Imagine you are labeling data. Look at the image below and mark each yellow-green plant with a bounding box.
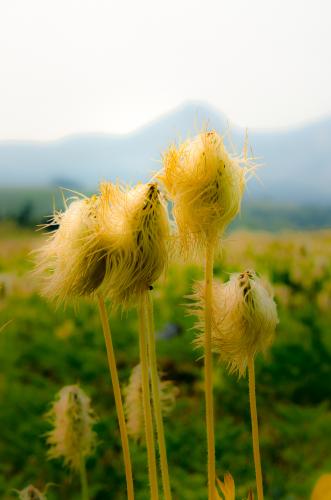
[100,181,172,500]
[34,193,134,500]
[193,270,278,500]
[45,385,97,500]
[215,473,254,500]
[215,473,235,500]
[160,130,250,499]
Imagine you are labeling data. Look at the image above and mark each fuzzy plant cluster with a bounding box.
[15,128,324,500]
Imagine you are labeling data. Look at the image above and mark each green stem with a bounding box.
[248,357,264,500]
[79,454,89,500]
[138,295,159,499]
[145,290,172,500]
[97,295,135,500]
[204,239,216,499]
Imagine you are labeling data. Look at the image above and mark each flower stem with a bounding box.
[138,295,159,500]
[97,295,135,500]
[205,239,216,499]
[248,357,264,500]
[145,290,172,500]
[79,454,89,500]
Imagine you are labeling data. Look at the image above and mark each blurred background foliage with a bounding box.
[0,224,331,499]
[1,187,331,232]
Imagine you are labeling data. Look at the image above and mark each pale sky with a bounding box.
[0,0,330,140]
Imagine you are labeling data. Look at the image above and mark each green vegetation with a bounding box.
[0,227,330,498]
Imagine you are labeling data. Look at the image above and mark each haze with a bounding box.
[1,0,330,140]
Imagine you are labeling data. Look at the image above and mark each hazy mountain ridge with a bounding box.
[0,101,330,203]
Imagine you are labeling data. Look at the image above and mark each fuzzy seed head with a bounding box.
[193,270,278,377]
[45,385,96,471]
[124,364,178,441]
[35,196,107,303]
[160,131,248,255]
[99,182,170,307]
[124,364,144,441]
[16,485,47,500]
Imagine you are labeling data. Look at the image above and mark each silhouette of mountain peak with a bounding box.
[0,102,330,203]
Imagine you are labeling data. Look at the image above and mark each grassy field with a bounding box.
[0,224,331,499]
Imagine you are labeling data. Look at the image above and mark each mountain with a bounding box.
[0,101,330,204]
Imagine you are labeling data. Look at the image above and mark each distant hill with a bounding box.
[0,101,330,204]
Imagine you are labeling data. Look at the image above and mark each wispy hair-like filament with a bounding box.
[192,270,278,377]
[99,182,170,307]
[160,131,252,256]
[34,196,107,303]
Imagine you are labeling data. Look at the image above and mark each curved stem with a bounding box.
[145,290,172,500]
[248,357,264,500]
[138,295,159,500]
[205,239,216,499]
[79,454,89,500]
[97,295,135,500]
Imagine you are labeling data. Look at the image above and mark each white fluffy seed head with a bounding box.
[160,131,249,256]
[45,385,97,471]
[193,270,278,377]
[99,182,170,307]
[34,196,107,304]
[35,182,170,308]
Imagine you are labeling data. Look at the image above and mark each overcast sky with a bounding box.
[0,0,330,140]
